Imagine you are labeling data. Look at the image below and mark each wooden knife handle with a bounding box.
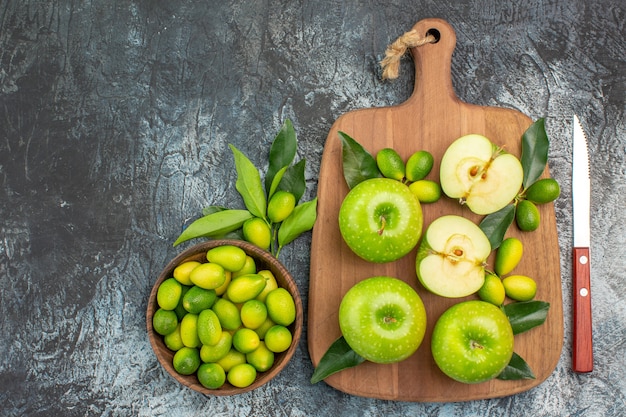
[572,247,593,372]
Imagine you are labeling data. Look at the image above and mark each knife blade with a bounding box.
[572,114,593,373]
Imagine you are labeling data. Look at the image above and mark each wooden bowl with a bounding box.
[147,239,303,395]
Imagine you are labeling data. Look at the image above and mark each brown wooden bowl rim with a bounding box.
[146,239,303,396]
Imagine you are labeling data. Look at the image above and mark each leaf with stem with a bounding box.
[339,131,380,189]
[266,119,297,194]
[229,144,267,219]
[521,118,549,189]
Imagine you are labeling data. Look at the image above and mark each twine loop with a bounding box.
[380,29,437,80]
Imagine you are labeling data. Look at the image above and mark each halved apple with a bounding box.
[440,134,523,215]
[416,215,491,298]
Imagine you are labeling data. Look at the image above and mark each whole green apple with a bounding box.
[339,276,427,364]
[339,178,423,263]
[431,300,514,383]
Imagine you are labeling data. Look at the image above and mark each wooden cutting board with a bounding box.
[308,18,563,402]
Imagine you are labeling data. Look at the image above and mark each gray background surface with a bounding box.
[1,0,625,416]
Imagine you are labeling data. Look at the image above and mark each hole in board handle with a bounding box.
[426,28,441,43]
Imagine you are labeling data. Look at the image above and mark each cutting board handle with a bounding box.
[405,18,459,110]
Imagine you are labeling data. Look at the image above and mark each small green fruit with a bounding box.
[494,237,524,276]
[502,275,537,301]
[525,178,561,204]
[477,273,506,306]
[408,180,441,203]
[405,150,434,182]
[267,191,296,223]
[376,148,406,181]
[516,200,540,231]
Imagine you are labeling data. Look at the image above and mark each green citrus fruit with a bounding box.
[240,299,268,330]
[227,363,257,388]
[226,274,267,304]
[197,308,223,346]
[152,308,179,336]
[232,255,257,279]
[255,270,278,303]
[173,261,201,286]
[172,346,201,375]
[376,148,406,181]
[264,325,293,353]
[197,362,226,389]
[232,328,261,354]
[199,331,232,363]
[179,313,200,348]
[163,324,184,351]
[516,200,541,231]
[206,245,247,272]
[477,273,506,306]
[495,237,524,276]
[216,349,246,372]
[212,298,243,331]
[503,275,537,301]
[267,191,296,223]
[254,317,276,339]
[525,178,561,204]
[405,150,434,182]
[189,262,226,290]
[242,218,272,250]
[246,342,275,372]
[156,278,183,310]
[408,180,441,203]
[182,286,217,314]
[265,288,296,326]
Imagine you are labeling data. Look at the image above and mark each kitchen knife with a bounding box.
[572,115,593,373]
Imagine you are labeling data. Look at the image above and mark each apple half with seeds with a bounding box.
[416,215,491,298]
[440,134,523,215]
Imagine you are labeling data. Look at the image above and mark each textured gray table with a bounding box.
[1,1,624,416]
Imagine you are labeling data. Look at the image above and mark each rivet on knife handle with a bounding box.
[572,247,593,372]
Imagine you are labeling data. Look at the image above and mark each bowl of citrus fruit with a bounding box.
[147,239,303,395]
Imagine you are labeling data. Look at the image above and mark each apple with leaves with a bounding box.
[440,134,523,215]
[339,178,423,263]
[339,276,427,363]
[431,300,514,383]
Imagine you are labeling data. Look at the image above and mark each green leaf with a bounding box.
[268,166,289,200]
[276,159,306,202]
[229,144,267,219]
[310,336,365,384]
[479,204,516,250]
[339,131,380,189]
[521,118,550,188]
[497,352,536,380]
[277,198,317,248]
[503,300,550,335]
[265,119,297,194]
[173,209,254,246]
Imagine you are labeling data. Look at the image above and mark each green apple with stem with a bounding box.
[440,134,523,215]
[416,215,491,298]
[431,300,514,383]
[339,276,427,363]
[339,178,423,263]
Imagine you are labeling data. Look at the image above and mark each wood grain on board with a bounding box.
[308,18,563,402]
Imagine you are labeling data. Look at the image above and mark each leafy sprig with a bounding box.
[173,119,317,259]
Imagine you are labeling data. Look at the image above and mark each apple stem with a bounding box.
[377,215,387,235]
[384,316,397,324]
[470,340,484,350]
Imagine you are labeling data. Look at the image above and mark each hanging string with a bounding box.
[380,29,437,80]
